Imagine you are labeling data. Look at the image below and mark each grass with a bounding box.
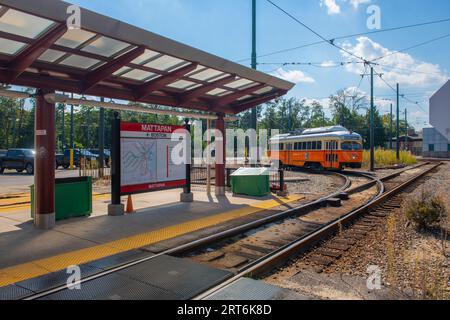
[363,149,417,168]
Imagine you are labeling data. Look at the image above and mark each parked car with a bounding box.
[60,149,99,169]
[0,150,6,157]
[87,149,111,167]
[0,149,36,174]
[55,153,64,169]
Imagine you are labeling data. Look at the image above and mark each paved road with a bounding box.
[0,170,79,194]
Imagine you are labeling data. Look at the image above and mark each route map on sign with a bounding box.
[120,122,187,194]
[121,139,157,186]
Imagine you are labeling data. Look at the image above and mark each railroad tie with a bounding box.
[325,243,351,252]
[335,238,357,246]
[241,243,275,255]
[198,251,225,263]
[221,254,249,269]
[316,249,342,259]
[234,251,264,261]
[308,255,335,267]
[326,198,342,207]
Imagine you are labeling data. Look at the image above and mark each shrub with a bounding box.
[363,149,417,168]
[406,191,448,230]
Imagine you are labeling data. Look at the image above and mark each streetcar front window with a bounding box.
[342,142,363,151]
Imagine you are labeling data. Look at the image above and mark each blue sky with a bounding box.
[68,0,450,129]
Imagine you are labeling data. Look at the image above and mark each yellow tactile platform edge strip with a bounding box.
[0,195,302,287]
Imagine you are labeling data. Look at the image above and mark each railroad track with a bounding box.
[192,162,441,300]
[21,163,438,300]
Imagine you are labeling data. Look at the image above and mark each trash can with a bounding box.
[31,177,93,221]
[230,167,270,197]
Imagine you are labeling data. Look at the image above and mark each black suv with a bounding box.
[0,149,36,174]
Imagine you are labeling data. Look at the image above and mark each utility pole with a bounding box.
[396,83,400,160]
[69,93,75,170]
[69,93,74,149]
[251,0,258,166]
[389,103,393,150]
[370,67,375,172]
[288,103,292,132]
[405,108,408,152]
[61,103,65,151]
[99,97,105,177]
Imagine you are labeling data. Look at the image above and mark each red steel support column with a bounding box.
[34,89,56,229]
[215,114,226,196]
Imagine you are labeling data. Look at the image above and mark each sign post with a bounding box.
[180,119,193,203]
[108,112,124,216]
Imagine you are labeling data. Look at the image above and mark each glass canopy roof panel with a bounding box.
[120,69,158,81]
[253,86,274,95]
[0,8,55,39]
[225,78,255,89]
[131,49,160,65]
[37,49,66,63]
[55,29,97,49]
[167,80,197,90]
[0,38,26,55]
[59,55,101,69]
[82,36,131,57]
[144,55,186,71]
[206,88,230,96]
[237,95,253,101]
[189,68,225,82]
[113,67,131,76]
[186,65,206,76]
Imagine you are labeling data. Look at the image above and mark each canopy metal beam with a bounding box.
[82,46,146,93]
[5,23,67,83]
[177,75,236,106]
[0,88,237,121]
[134,63,198,100]
[213,83,267,109]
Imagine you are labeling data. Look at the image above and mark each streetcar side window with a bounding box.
[279,143,284,151]
[311,141,317,150]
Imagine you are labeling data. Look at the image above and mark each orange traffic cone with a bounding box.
[126,195,135,214]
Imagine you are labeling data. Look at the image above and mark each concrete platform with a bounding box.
[0,187,303,289]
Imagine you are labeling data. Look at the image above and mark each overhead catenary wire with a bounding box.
[372,70,430,115]
[264,0,368,63]
[371,32,450,62]
[236,14,450,63]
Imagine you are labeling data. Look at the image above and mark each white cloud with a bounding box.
[272,68,316,84]
[340,37,448,88]
[321,60,337,67]
[345,0,371,9]
[320,0,370,15]
[320,0,341,15]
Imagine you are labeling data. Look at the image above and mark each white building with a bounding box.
[423,79,450,158]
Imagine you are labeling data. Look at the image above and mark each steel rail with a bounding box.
[22,171,351,300]
[193,162,441,300]
[24,163,434,300]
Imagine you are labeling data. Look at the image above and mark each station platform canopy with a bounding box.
[0,0,294,115]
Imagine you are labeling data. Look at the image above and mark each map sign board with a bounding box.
[120,122,187,195]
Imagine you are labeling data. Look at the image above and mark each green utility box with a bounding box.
[31,177,93,221]
[230,167,270,197]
